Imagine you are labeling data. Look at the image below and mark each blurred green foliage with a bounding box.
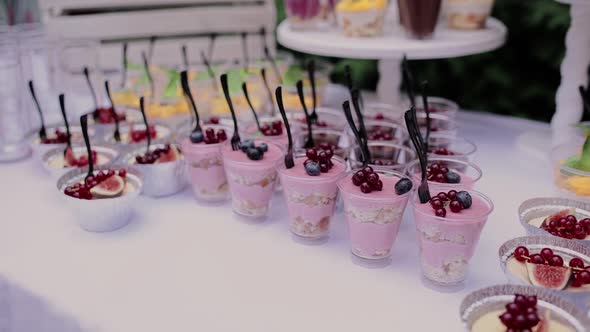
[275,0,582,122]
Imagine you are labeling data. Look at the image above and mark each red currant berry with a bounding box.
[514,246,529,262]
[374,180,383,191]
[434,173,446,183]
[366,173,379,186]
[362,166,374,175]
[540,248,554,261]
[449,200,462,213]
[360,182,372,194]
[435,208,446,218]
[430,163,441,174]
[529,254,545,264]
[118,169,126,178]
[430,198,443,210]
[578,270,590,284]
[306,149,318,161]
[437,192,448,201]
[548,255,564,267]
[447,190,457,200]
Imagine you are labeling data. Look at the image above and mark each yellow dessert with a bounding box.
[336,0,388,37]
[336,0,387,11]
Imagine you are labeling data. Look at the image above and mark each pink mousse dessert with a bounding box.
[222,139,284,218]
[180,125,231,202]
[278,148,347,239]
[408,158,482,193]
[338,167,413,260]
[411,189,493,287]
[243,117,293,148]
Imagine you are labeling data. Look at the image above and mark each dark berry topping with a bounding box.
[394,178,413,195]
[425,162,461,184]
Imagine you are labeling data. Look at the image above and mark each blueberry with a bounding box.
[189,131,204,143]
[305,161,321,176]
[240,140,255,152]
[446,172,461,184]
[257,143,268,153]
[394,178,413,195]
[456,191,472,209]
[246,147,262,160]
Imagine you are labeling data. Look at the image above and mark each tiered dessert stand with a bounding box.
[277,11,507,106]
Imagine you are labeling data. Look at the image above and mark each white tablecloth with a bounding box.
[0,111,556,332]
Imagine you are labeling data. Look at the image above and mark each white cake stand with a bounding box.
[277,17,507,105]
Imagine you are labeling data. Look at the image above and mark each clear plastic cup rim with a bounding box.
[428,133,477,156]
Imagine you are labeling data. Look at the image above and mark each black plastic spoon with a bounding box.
[402,56,416,108]
[104,80,121,142]
[580,85,590,114]
[138,96,151,152]
[351,88,368,145]
[343,101,368,167]
[307,59,318,124]
[220,74,241,151]
[276,86,294,169]
[83,67,99,113]
[28,80,46,140]
[121,42,128,89]
[80,114,94,181]
[147,36,157,62]
[296,80,315,149]
[405,108,430,203]
[242,82,262,132]
[261,68,275,116]
[141,52,155,99]
[180,70,204,143]
[58,94,72,156]
[182,44,189,69]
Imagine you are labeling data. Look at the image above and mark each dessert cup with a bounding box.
[427,133,477,162]
[284,0,323,30]
[446,0,495,30]
[411,189,493,288]
[242,115,297,149]
[407,157,483,192]
[336,0,388,37]
[28,125,94,161]
[405,96,460,120]
[289,107,346,131]
[517,197,590,246]
[460,285,590,332]
[294,128,350,159]
[57,165,143,232]
[338,169,412,260]
[278,155,347,239]
[361,102,405,124]
[348,120,408,144]
[179,124,232,202]
[416,112,458,138]
[222,140,284,219]
[349,141,417,173]
[122,143,186,197]
[499,235,590,307]
[551,142,590,201]
[42,144,120,179]
[398,0,442,39]
[103,122,174,153]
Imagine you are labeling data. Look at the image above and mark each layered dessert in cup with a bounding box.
[411,189,493,287]
[103,122,174,152]
[336,0,388,37]
[551,139,590,201]
[397,0,442,39]
[42,144,120,178]
[284,0,324,30]
[57,165,143,232]
[460,285,589,332]
[294,128,350,159]
[427,133,476,162]
[348,119,408,144]
[122,143,186,197]
[222,140,284,219]
[349,141,417,172]
[517,197,590,245]
[29,125,93,161]
[446,0,495,30]
[338,167,413,260]
[278,149,346,239]
[242,116,296,148]
[179,124,232,202]
[407,157,483,192]
[361,102,405,123]
[499,236,590,302]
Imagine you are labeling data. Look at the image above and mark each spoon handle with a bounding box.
[58,94,72,150]
[83,67,98,110]
[121,43,128,89]
[261,68,275,116]
[141,52,155,99]
[343,101,368,166]
[220,74,239,134]
[182,44,189,69]
[28,80,46,139]
[104,80,121,142]
[242,82,262,131]
[80,114,94,180]
[139,96,151,151]
[180,70,201,131]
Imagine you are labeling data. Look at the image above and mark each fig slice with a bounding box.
[540,208,575,228]
[90,174,125,198]
[525,262,572,290]
[155,147,179,164]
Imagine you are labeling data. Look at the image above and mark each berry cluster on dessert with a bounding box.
[394,178,413,195]
[303,147,335,176]
[40,129,69,144]
[498,294,541,332]
[64,169,127,200]
[430,147,455,156]
[239,140,269,161]
[135,144,181,164]
[259,120,284,136]
[426,162,461,183]
[540,210,590,240]
[371,158,397,166]
[297,117,328,128]
[93,107,125,124]
[191,127,228,144]
[351,166,383,193]
[367,129,393,141]
[204,117,220,125]
[429,190,472,217]
[64,148,97,167]
[128,125,157,143]
[512,246,590,289]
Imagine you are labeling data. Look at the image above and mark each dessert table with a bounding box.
[0,111,556,331]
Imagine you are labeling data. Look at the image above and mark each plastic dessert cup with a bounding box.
[446,0,495,30]
[411,189,493,288]
[180,125,232,202]
[222,140,284,219]
[349,141,417,173]
[284,0,323,30]
[398,0,442,39]
[278,156,347,239]
[416,112,458,138]
[362,102,405,124]
[294,128,350,160]
[42,144,120,179]
[407,96,459,120]
[57,165,143,232]
[338,169,412,260]
[122,143,186,197]
[551,142,590,201]
[336,0,388,37]
[348,120,408,143]
[427,133,476,163]
[289,107,347,131]
[103,122,174,153]
[242,115,297,149]
[407,157,482,192]
[29,125,94,161]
